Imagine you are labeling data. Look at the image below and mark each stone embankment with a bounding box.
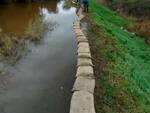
[69,8,96,113]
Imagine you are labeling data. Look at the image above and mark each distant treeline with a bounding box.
[104,0,150,18]
[0,0,48,3]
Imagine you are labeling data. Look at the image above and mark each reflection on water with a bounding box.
[0,1,57,36]
[0,1,77,113]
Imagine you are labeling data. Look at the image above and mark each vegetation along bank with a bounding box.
[79,0,150,112]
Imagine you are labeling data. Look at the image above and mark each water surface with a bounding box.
[0,0,57,36]
[0,1,77,113]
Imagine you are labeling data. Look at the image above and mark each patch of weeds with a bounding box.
[24,15,46,42]
[0,15,47,64]
[63,0,77,9]
[0,33,25,64]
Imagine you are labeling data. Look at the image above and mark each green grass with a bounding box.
[89,0,150,112]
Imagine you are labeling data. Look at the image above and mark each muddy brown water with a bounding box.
[0,1,77,113]
[0,1,57,36]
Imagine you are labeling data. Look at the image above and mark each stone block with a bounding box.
[70,91,96,113]
[78,52,92,58]
[77,57,93,66]
[78,42,89,48]
[72,76,95,94]
[76,66,94,78]
[77,46,90,53]
[75,29,84,36]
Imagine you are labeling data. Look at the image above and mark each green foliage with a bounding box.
[89,0,150,112]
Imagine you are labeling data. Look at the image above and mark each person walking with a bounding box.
[82,0,89,12]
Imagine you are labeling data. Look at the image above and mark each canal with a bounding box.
[0,1,77,113]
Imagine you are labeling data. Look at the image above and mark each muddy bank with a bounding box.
[99,0,150,19]
[125,20,150,45]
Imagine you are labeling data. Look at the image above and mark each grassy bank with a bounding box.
[85,0,150,112]
[98,0,150,45]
